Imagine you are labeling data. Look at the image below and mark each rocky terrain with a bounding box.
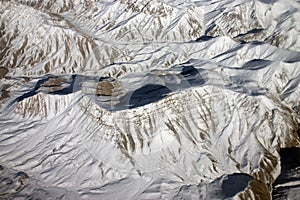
[1,0,300,199]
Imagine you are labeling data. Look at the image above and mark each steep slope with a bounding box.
[1,0,300,199]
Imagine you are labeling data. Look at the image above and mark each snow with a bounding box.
[1,0,300,199]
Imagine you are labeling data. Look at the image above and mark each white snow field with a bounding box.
[1,0,300,199]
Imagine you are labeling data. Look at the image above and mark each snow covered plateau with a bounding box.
[1,0,300,199]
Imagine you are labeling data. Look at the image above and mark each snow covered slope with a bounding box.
[1,0,300,199]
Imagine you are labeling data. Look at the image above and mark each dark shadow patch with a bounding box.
[276,147,300,177]
[251,41,265,45]
[174,173,252,199]
[205,24,217,36]
[181,65,199,77]
[242,59,271,70]
[181,65,205,85]
[195,35,215,41]
[283,54,300,63]
[15,74,83,102]
[257,0,278,3]
[129,84,171,109]
[235,28,265,38]
[16,75,54,102]
[272,147,300,199]
[212,45,244,59]
[221,173,252,198]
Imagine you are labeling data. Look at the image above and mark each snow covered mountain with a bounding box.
[1,0,300,199]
